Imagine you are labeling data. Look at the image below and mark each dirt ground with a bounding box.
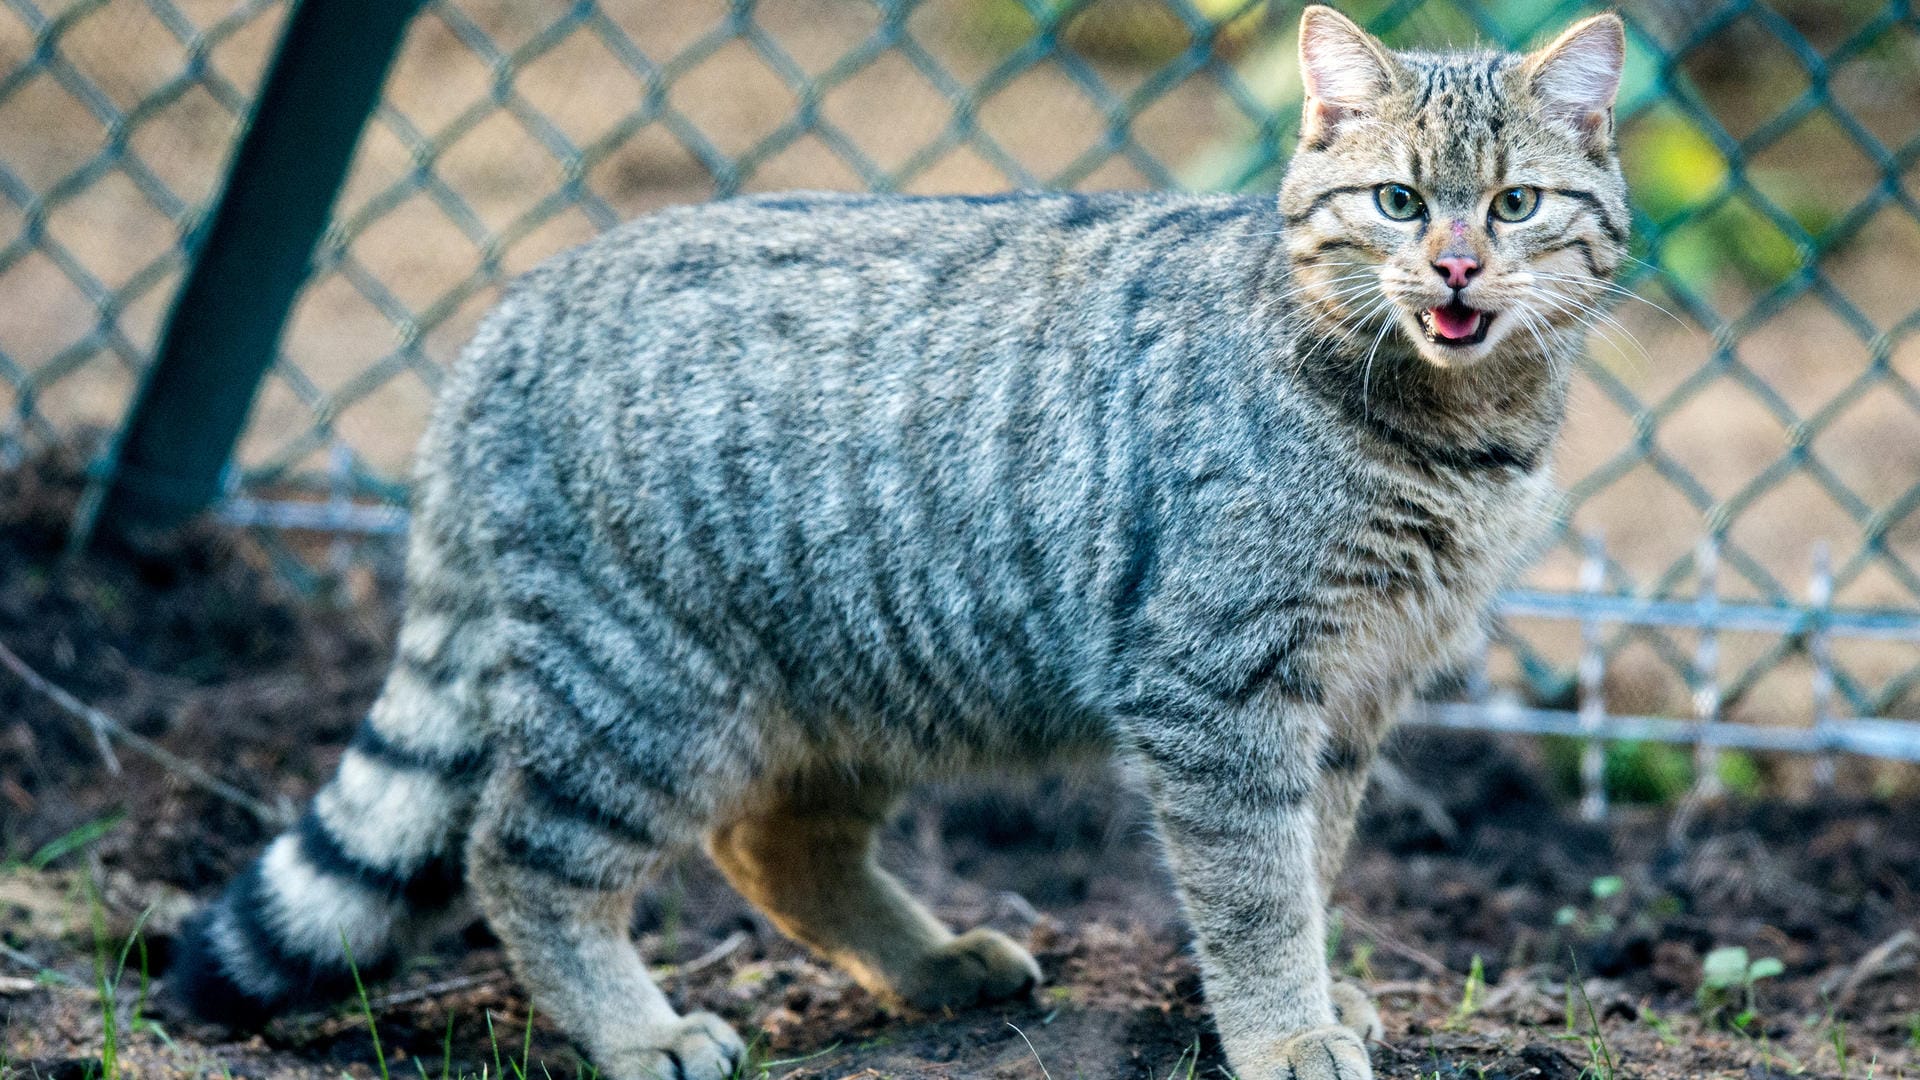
[2,456,1917,1080]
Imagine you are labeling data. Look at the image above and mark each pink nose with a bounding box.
[1433,255,1480,289]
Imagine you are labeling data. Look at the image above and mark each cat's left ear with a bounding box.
[1525,13,1625,143]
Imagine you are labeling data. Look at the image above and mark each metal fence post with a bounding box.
[1577,533,1609,823]
[70,0,427,545]
[1690,536,1722,797]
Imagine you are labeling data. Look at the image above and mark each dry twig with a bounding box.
[1823,928,1916,1009]
[365,970,511,1011]
[0,639,288,828]
[0,638,119,773]
[1370,759,1459,844]
[0,940,81,987]
[303,930,756,1039]
[657,929,752,982]
[1335,907,1458,983]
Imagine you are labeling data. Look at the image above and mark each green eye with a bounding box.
[1374,183,1426,222]
[1491,186,1540,223]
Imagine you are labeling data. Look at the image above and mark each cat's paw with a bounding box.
[1330,980,1384,1042]
[606,1012,745,1080]
[894,927,1042,1010]
[1270,1025,1373,1080]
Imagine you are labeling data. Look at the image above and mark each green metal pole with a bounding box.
[74,0,426,543]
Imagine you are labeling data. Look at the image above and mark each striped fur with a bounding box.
[168,9,1625,1079]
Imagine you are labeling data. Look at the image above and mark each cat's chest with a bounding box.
[1314,466,1555,697]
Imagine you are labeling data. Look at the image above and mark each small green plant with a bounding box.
[735,1039,839,1080]
[1639,1005,1681,1047]
[1163,1038,1203,1080]
[1828,1016,1850,1077]
[1569,968,1618,1080]
[409,1012,457,1080]
[342,931,392,1080]
[1554,874,1627,938]
[1697,946,1785,1028]
[1446,954,1485,1030]
[517,1006,535,1080]
[1325,910,1377,981]
[27,814,126,870]
[86,882,157,1080]
[1543,737,1695,807]
[1345,939,1376,982]
[478,1003,543,1080]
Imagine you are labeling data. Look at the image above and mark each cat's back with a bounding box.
[419,189,1327,731]
[484,189,1272,358]
[428,188,1294,513]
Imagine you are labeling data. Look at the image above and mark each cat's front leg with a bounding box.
[1316,688,1409,1044]
[1134,701,1374,1080]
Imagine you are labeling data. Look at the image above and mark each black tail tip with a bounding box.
[163,908,279,1031]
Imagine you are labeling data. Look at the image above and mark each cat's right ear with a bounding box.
[1525,13,1625,145]
[1297,5,1397,146]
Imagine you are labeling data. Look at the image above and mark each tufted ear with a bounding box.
[1297,5,1397,145]
[1525,13,1625,142]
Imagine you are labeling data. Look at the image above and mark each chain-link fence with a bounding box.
[4,0,1919,796]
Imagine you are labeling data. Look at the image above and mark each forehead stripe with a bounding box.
[1283,184,1377,226]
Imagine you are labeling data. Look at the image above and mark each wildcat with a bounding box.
[167,7,1627,1079]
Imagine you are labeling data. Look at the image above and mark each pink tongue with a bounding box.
[1429,304,1481,339]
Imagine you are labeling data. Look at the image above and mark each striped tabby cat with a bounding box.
[169,7,1627,1079]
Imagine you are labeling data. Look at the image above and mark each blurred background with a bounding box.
[2,3,1920,1077]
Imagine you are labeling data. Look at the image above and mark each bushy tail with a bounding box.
[169,527,495,1027]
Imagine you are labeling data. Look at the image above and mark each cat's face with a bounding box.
[1278,6,1629,370]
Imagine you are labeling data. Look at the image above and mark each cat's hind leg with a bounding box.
[706,776,1040,1011]
[468,760,746,1080]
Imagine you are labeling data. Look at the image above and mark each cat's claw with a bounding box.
[1331,980,1384,1042]
[1272,1026,1373,1080]
[610,1012,746,1080]
[894,927,1042,1010]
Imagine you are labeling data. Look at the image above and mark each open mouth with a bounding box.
[1419,300,1492,346]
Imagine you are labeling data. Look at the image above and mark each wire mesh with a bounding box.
[3,0,1919,775]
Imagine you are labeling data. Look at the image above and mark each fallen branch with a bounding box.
[365,969,510,1011]
[657,930,752,982]
[0,940,82,988]
[1334,907,1457,983]
[0,639,288,828]
[306,931,755,1036]
[1824,928,1916,1009]
[1366,979,1438,998]
[0,638,119,773]
[1370,759,1459,845]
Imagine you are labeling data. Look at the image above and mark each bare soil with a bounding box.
[2,457,1917,1080]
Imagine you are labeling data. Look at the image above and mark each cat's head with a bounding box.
[1278,5,1628,371]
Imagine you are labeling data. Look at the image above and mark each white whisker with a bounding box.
[1360,316,1397,417]
[1519,270,1688,327]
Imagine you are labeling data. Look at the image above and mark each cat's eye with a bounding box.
[1374,183,1426,222]
[1490,186,1540,223]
